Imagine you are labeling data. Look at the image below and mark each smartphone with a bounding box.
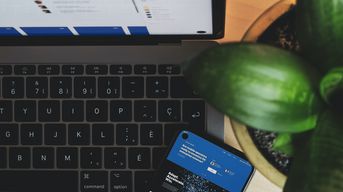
[154,130,255,192]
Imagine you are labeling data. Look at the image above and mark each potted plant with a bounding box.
[234,0,298,187]
[183,0,343,191]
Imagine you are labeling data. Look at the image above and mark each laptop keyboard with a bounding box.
[0,64,206,192]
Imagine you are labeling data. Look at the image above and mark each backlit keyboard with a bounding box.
[0,64,206,192]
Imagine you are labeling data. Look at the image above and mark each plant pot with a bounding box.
[231,0,297,188]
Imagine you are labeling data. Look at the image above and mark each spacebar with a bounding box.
[0,171,78,192]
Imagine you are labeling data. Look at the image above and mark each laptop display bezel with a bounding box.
[0,0,225,45]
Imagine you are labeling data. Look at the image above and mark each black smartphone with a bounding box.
[154,130,255,192]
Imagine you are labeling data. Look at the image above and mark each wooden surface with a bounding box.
[219,0,282,191]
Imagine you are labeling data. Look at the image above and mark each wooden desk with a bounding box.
[219,0,282,191]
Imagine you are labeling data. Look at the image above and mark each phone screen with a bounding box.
[155,131,254,192]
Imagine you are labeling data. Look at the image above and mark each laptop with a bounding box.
[0,0,225,191]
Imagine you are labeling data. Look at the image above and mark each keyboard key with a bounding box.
[33,147,54,169]
[38,100,60,122]
[158,64,181,74]
[153,147,167,169]
[2,77,24,98]
[110,171,132,192]
[183,100,206,130]
[116,124,138,145]
[80,171,108,192]
[15,100,36,122]
[14,65,36,75]
[122,77,144,98]
[21,124,42,145]
[0,65,12,75]
[134,64,156,74]
[26,77,48,98]
[86,65,108,75]
[135,171,154,192]
[74,77,96,98]
[158,100,181,122]
[134,100,156,122]
[86,100,108,122]
[146,77,168,98]
[62,100,84,122]
[98,77,120,98]
[0,100,12,122]
[38,65,60,75]
[164,124,189,145]
[50,77,72,98]
[9,147,30,168]
[140,124,162,145]
[171,76,199,98]
[0,171,78,192]
[69,124,90,145]
[0,147,6,168]
[92,124,114,145]
[45,124,66,145]
[81,147,102,169]
[62,65,84,75]
[0,124,19,145]
[57,147,78,169]
[110,65,132,74]
[128,148,150,169]
[104,148,126,169]
[110,101,132,122]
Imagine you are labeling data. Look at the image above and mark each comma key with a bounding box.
[110,171,132,192]
[81,147,102,169]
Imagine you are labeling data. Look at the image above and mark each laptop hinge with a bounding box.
[157,40,182,46]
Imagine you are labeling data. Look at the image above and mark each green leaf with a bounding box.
[183,43,324,133]
[320,67,343,109]
[272,133,294,156]
[284,110,343,192]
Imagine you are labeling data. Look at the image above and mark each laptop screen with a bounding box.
[0,0,214,37]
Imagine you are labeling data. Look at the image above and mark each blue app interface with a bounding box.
[162,131,253,192]
[0,0,213,36]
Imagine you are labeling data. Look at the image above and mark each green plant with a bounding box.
[183,0,343,191]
